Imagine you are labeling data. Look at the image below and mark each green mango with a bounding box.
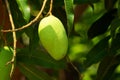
[0,46,13,80]
[38,15,68,60]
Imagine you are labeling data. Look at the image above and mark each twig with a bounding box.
[1,0,47,32]
[47,0,53,15]
[66,56,82,80]
[5,0,17,77]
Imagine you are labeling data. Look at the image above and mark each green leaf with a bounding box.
[84,36,110,68]
[54,0,100,6]
[28,0,43,16]
[24,23,39,48]
[7,0,26,43]
[64,0,74,35]
[18,63,53,80]
[8,0,26,27]
[16,0,30,22]
[96,55,120,80]
[118,0,120,17]
[17,48,66,69]
[110,33,120,54]
[74,0,100,4]
[110,18,120,38]
[104,0,117,10]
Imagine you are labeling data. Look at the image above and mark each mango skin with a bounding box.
[38,15,68,60]
[0,46,13,80]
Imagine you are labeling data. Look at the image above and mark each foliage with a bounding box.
[0,0,120,80]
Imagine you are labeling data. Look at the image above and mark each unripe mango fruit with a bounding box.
[38,15,68,60]
[0,46,13,80]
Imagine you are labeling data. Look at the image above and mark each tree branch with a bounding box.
[47,0,53,15]
[2,0,47,32]
[5,0,17,77]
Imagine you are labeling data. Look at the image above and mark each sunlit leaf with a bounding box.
[16,0,30,22]
[64,0,74,35]
[8,0,26,27]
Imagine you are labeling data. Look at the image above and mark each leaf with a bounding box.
[7,0,26,43]
[28,0,43,16]
[8,0,26,27]
[118,0,120,17]
[104,0,117,10]
[110,18,120,39]
[64,0,74,35]
[16,0,30,22]
[74,0,100,4]
[110,33,120,54]
[84,36,110,68]
[87,9,117,39]
[96,55,120,80]
[96,34,120,80]
[25,23,39,49]
[17,23,67,69]
[17,48,67,69]
[18,63,53,80]
[54,0,100,6]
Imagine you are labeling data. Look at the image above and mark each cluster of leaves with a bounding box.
[0,0,120,80]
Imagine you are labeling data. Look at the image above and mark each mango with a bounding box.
[38,15,68,60]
